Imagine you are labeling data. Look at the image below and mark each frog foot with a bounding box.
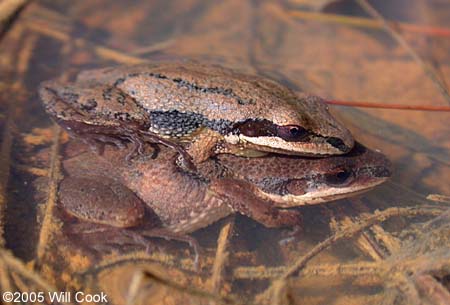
[63,223,151,256]
[123,134,159,162]
[139,130,197,172]
[138,228,201,270]
[82,134,127,155]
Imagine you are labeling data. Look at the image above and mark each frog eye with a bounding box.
[324,169,354,187]
[276,125,308,142]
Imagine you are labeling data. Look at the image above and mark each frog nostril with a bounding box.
[325,170,353,186]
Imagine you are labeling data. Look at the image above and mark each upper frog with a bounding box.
[40,62,354,168]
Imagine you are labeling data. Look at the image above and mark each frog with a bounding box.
[40,62,354,171]
[59,141,390,235]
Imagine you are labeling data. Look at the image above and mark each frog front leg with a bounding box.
[180,129,247,170]
[155,129,222,175]
[185,129,269,164]
[139,130,197,172]
[209,178,301,228]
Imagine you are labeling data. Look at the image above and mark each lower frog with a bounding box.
[59,142,390,263]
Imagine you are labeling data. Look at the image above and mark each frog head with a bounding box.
[228,94,354,156]
[219,142,391,207]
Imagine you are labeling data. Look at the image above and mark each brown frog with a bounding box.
[40,62,354,171]
[60,142,390,234]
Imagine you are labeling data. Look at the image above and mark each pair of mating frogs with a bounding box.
[39,62,390,255]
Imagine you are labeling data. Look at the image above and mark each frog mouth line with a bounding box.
[260,177,389,208]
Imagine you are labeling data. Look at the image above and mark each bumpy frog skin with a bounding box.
[40,62,354,169]
[60,142,390,234]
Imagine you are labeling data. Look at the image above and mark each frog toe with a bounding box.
[139,228,201,271]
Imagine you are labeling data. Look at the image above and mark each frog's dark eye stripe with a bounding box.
[235,120,308,142]
[235,120,277,137]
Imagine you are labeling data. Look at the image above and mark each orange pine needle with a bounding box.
[326,99,450,112]
[288,10,450,38]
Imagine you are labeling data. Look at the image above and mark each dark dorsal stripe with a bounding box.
[119,72,255,105]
